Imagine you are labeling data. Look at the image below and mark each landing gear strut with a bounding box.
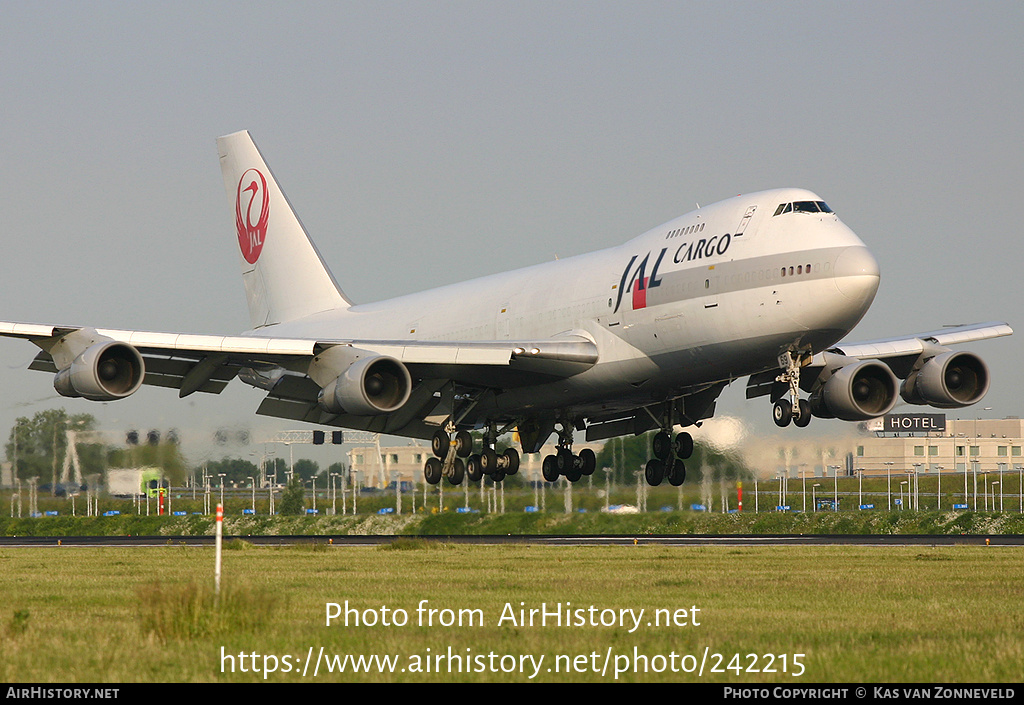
[426,421,519,485]
[773,350,812,428]
[425,421,467,486]
[642,400,694,487]
[645,428,692,487]
[542,421,595,484]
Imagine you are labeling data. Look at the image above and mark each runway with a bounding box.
[1,534,1021,547]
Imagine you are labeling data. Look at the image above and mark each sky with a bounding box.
[0,1,1021,467]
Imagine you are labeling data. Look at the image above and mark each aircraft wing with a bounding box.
[821,321,1013,361]
[0,321,598,435]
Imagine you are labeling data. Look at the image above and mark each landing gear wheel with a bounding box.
[431,429,449,458]
[466,454,483,482]
[668,459,686,486]
[578,448,596,476]
[480,448,499,475]
[652,431,672,461]
[673,432,694,459]
[491,468,506,483]
[447,458,465,486]
[424,457,443,485]
[455,430,473,457]
[773,399,793,427]
[542,454,559,482]
[503,448,520,475]
[793,399,812,428]
[645,458,665,486]
[565,457,582,483]
[556,448,574,475]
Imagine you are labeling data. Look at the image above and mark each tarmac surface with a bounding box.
[0,534,1022,547]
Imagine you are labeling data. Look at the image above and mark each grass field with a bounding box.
[0,543,1020,683]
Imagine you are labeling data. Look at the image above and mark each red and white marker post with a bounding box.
[737,481,743,512]
[214,503,223,597]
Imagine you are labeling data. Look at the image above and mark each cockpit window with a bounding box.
[774,200,834,216]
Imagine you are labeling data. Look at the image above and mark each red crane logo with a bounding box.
[235,169,269,264]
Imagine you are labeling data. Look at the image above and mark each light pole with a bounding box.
[884,461,894,511]
[1017,465,1023,515]
[603,468,611,513]
[900,481,908,510]
[912,463,924,511]
[830,466,840,511]
[972,460,979,510]
[812,483,821,511]
[935,465,943,511]
[801,467,807,513]
[248,476,255,514]
[993,481,1002,513]
[857,469,863,509]
[971,410,990,509]
[963,457,969,508]
[218,473,226,508]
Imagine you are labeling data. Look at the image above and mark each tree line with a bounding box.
[4,408,343,490]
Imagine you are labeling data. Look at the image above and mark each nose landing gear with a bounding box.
[773,350,813,428]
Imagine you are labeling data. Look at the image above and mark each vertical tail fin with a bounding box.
[217,131,351,328]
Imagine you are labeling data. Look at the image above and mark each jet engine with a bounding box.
[900,351,989,408]
[809,359,899,421]
[317,353,412,416]
[53,341,145,401]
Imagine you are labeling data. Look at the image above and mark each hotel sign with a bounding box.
[882,413,946,433]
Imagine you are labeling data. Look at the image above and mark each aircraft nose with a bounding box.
[833,246,880,302]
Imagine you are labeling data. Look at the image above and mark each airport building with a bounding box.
[739,416,1024,480]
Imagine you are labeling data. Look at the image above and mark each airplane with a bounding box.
[0,131,1012,487]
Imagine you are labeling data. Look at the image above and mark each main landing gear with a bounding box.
[424,422,519,485]
[540,422,595,484]
[644,430,693,487]
[772,350,812,428]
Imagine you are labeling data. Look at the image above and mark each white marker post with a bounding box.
[214,503,223,600]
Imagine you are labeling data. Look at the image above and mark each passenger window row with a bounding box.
[780,264,813,277]
[665,222,706,239]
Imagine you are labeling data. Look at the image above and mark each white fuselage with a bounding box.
[261,188,880,419]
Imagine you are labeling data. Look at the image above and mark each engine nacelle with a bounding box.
[53,341,145,401]
[901,351,989,409]
[317,354,412,416]
[813,359,899,421]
